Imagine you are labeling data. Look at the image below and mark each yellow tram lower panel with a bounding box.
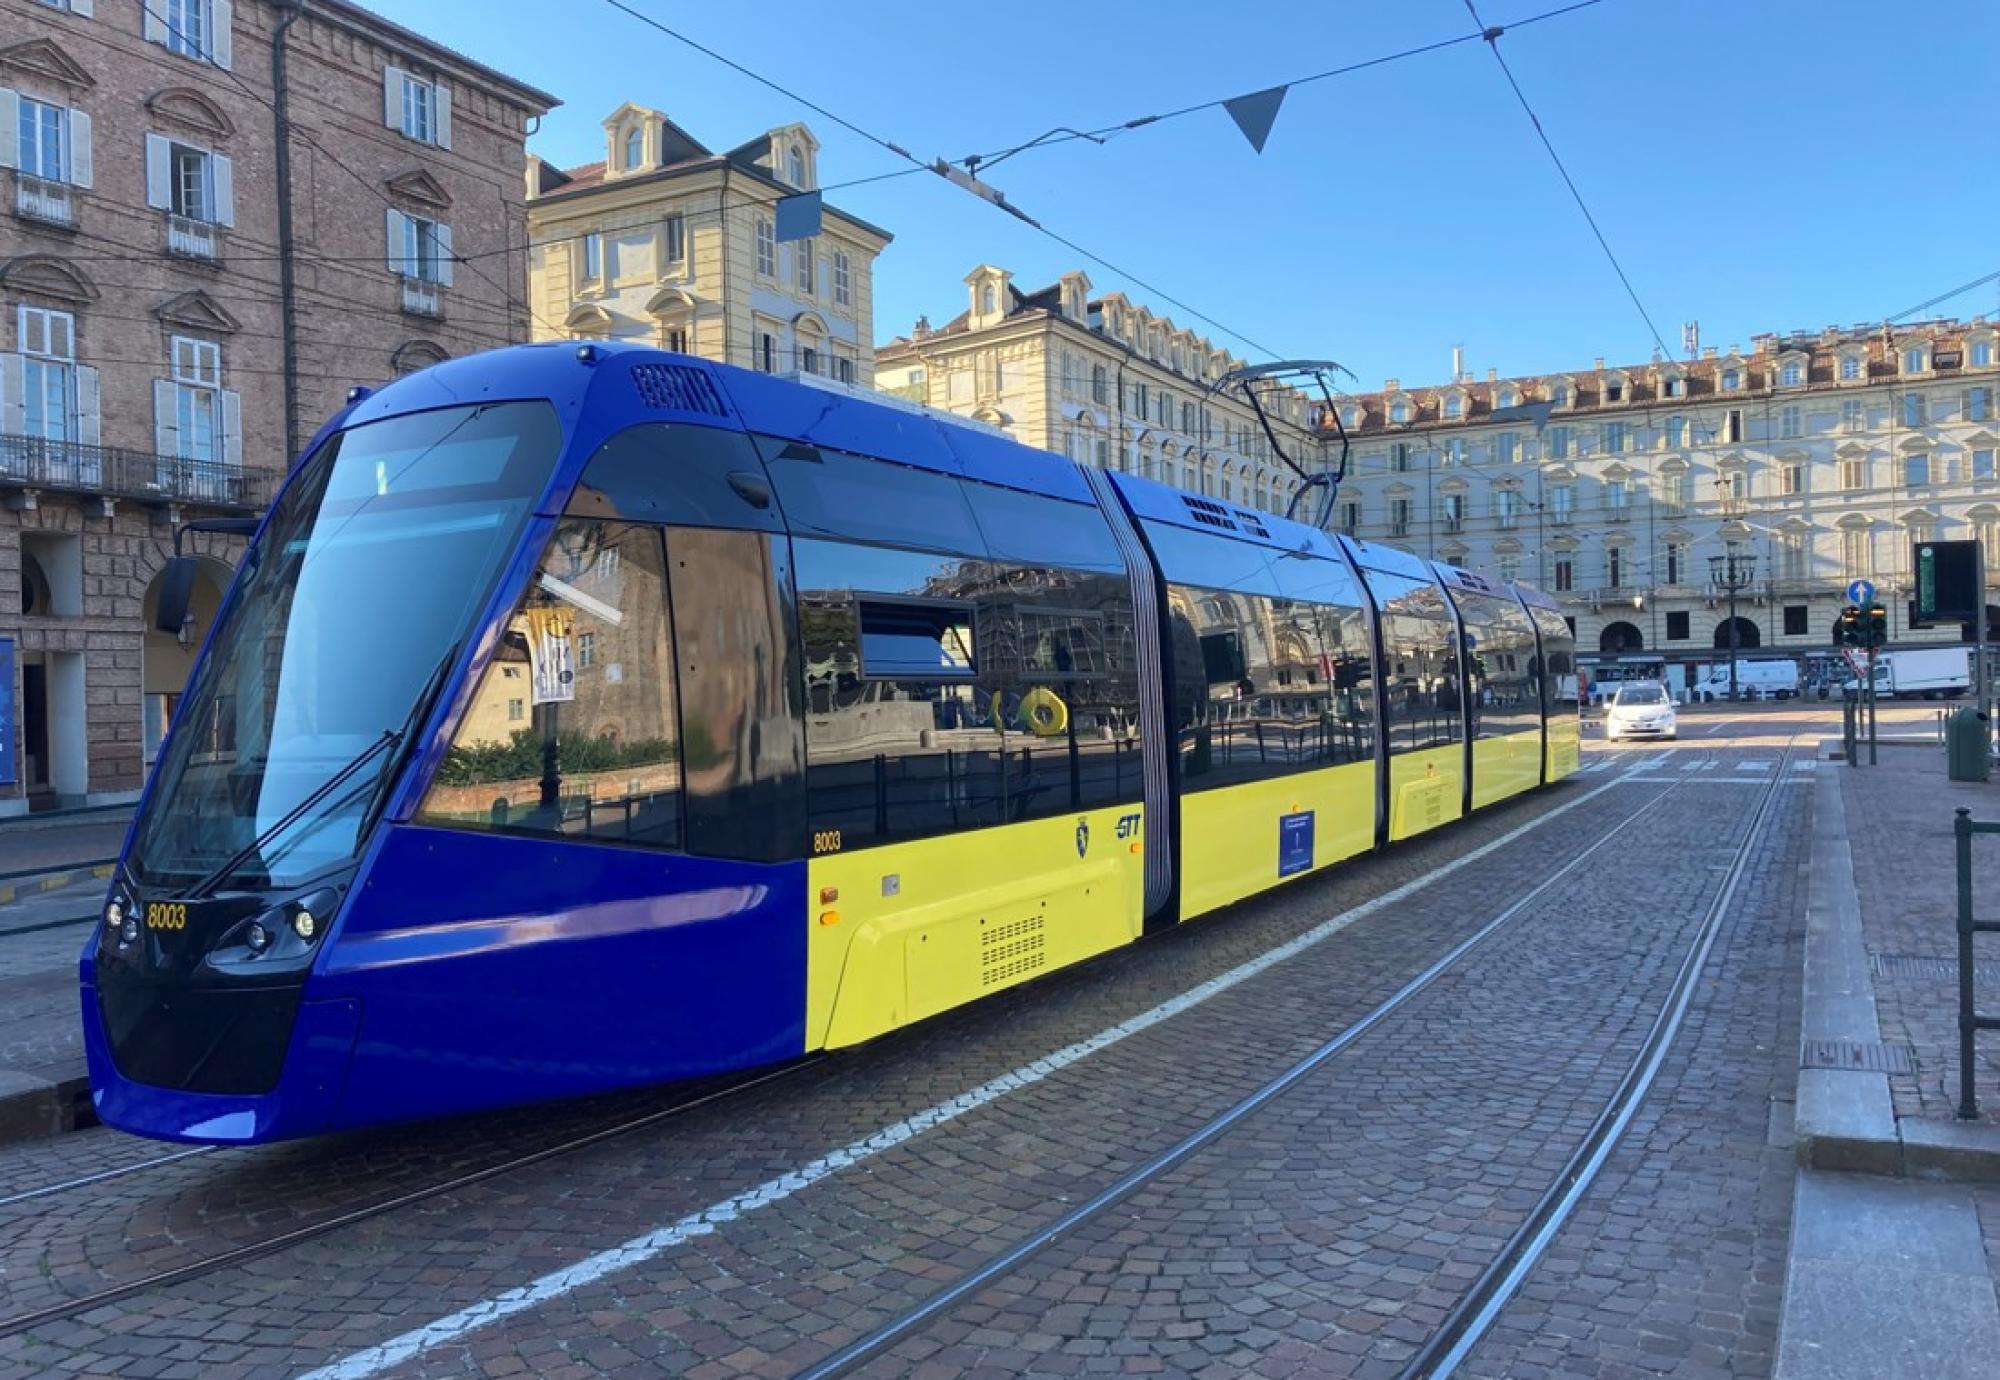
[1386,743,1466,842]
[1546,715,1581,780]
[1470,731,1544,810]
[1177,759,1376,922]
[805,804,1146,1051]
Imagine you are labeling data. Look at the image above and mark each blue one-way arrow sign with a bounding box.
[1847,578,1876,604]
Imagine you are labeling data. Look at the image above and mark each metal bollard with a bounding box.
[1960,808,1980,1119]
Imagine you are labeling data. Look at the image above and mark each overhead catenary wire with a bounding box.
[1458,0,1671,364]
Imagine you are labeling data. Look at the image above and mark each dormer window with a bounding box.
[1662,373,1685,398]
[1974,339,1995,368]
[1780,359,1804,387]
[1721,368,1741,391]
[1605,378,1625,403]
[1840,354,1863,381]
[1552,383,1571,407]
[624,126,643,171]
[1496,386,1516,409]
[1443,394,1463,420]
[1905,345,1928,375]
[1389,398,1410,425]
[787,145,806,187]
[981,285,996,315]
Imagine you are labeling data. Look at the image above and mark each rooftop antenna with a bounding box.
[1682,320,1700,360]
[1211,359,1355,531]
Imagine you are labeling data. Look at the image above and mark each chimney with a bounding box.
[1593,356,1605,371]
[1486,367,1498,384]
[913,315,930,339]
[1384,377,1401,392]
[1451,345,1465,381]
[1702,347,1718,359]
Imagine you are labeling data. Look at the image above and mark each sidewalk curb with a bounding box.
[0,1068,94,1147]
[1793,768,2000,1181]
[0,861,113,907]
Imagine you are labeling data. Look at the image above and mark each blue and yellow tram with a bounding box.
[84,343,1579,1143]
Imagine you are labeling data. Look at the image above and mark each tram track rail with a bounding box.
[0,1054,825,1340]
[791,735,1769,1380]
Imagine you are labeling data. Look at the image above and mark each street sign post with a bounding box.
[1848,578,1876,606]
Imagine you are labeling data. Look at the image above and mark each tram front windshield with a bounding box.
[128,402,561,892]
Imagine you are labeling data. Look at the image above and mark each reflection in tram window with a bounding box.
[1454,591,1541,738]
[1527,606,1580,714]
[795,536,1141,848]
[1370,572,1465,754]
[418,521,683,848]
[1166,585,1376,790]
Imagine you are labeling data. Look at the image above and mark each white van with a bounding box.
[1691,659,1799,702]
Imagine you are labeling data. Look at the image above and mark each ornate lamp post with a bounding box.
[1709,541,1757,702]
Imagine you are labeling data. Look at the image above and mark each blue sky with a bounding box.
[372,0,2000,390]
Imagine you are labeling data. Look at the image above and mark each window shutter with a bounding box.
[0,355,24,439]
[385,207,405,273]
[0,91,17,171]
[435,223,453,285]
[143,3,167,43]
[211,152,233,226]
[434,84,452,149]
[144,134,171,210]
[69,109,91,188]
[211,0,233,70]
[153,379,180,457]
[74,366,100,448]
[383,66,403,129]
[220,390,242,467]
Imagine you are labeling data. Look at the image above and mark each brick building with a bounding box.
[0,0,553,811]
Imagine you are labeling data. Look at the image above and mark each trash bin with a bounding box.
[1947,706,1991,782]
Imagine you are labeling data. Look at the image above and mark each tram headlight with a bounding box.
[245,922,271,954]
[292,909,316,941]
[104,899,124,932]
[119,915,140,945]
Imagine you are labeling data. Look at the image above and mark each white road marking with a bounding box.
[1735,760,1773,772]
[299,765,1659,1380]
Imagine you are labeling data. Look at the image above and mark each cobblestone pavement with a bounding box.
[1836,739,2000,1124]
[0,723,1815,1379]
[0,812,128,876]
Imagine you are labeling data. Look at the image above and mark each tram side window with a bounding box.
[417,520,683,849]
[1371,574,1464,754]
[1457,598,1540,738]
[1167,585,1376,791]
[665,525,806,863]
[1532,611,1579,714]
[796,536,1142,850]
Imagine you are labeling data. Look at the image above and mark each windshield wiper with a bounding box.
[356,640,463,841]
[181,730,401,901]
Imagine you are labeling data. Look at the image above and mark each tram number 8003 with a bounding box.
[812,830,844,855]
[145,902,188,931]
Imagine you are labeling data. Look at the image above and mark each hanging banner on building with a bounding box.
[524,608,575,705]
[775,190,823,243]
[0,638,14,785]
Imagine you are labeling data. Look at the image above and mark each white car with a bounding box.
[1605,682,1677,741]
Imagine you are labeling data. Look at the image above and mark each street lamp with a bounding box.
[1709,541,1757,702]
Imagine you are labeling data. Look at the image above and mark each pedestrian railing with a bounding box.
[1955,807,2000,1118]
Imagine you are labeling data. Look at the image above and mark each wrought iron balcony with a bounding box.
[166,213,220,261]
[400,276,444,318]
[0,434,271,512]
[15,174,73,228]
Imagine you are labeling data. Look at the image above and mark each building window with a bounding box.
[1389,399,1409,424]
[171,144,210,219]
[787,144,806,187]
[1721,369,1740,391]
[755,218,775,276]
[1779,532,1807,580]
[1339,500,1360,535]
[1842,399,1865,432]
[1724,409,1743,443]
[1390,441,1411,472]
[1443,395,1462,419]
[160,0,213,60]
[577,631,596,669]
[1779,405,1801,439]
[394,211,449,282]
[1605,421,1627,453]
[1666,610,1690,640]
[1903,392,1926,427]
[832,249,851,306]
[581,232,602,282]
[661,215,686,268]
[624,126,644,170]
[1905,346,1926,375]
[1442,492,1465,532]
[1497,387,1517,408]
[168,335,221,462]
[1497,432,1517,464]
[18,306,76,443]
[507,698,524,722]
[834,355,854,384]
[664,327,688,354]
[1389,497,1412,537]
[1606,478,1628,516]
[800,346,820,376]
[1553,384,1570,407]
[1974,341,1994,367]
[1842,457,1868,490]
[1497,488,1520,529]
[1607,546,1624,588]
[1976,448,1996,481]
[1548,426,1571,459]
[1781,361,1803,387]
[1841,527,1873,578]
[1906,453,1931,487]
[1840,355,1862,381]
[1966,386,1992,421]
[1553,557,1574,592]
[1497,551,1521,583]
[16,97,67,181]
[1659,471,1688,515]
[1091,364,1107,404]
[1606,379,1625,403]
[401,74,437,143]
[1665,377,1685,398]
[1444,437,1465,467]
[795,239,816,294]
[759,332,775,373]
[1664,415,1685,448]
[1550,484,1573,524]
[1781,462,1805,496]
[1783,605,1808,637]
[1665,541,1687,585]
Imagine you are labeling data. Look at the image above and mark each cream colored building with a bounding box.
[875,266,1322,516]
[526,107,890,384]
[1328,320,2000,679]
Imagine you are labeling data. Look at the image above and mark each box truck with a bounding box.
[1691,659,1800,702]
[1842,647,1971,699]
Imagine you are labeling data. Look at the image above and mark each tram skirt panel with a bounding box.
[1547,715,1582,780]
[1176,760,1375,923]
[1471,732,1545,810]
[805,804,1147,1050]
[1387,743,1466,841]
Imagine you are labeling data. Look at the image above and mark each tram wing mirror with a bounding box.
[726,470,773,509]
[155,517,261,634]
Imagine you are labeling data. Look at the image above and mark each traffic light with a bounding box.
[1865,599,1889,648]
[1837,604,1861,646]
